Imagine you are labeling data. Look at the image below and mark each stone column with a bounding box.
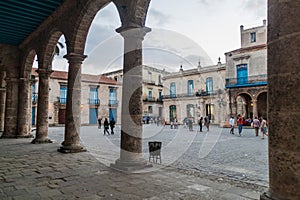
[252,100,258,118]
[112,27,151,171]
[260,1,300,199]
[17,78,33,138]
[32,68,52,143]
[232,100,237,117]
[1,77,19,138]
[58,53,87,153]
[0,70,6,132]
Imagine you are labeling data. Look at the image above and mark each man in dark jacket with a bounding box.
[109,118,116,135]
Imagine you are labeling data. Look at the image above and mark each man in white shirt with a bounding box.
[229,116,235,134]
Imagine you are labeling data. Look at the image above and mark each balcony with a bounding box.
[143,79,156,85]
[143,97,156,102]
[59,97,67,104]
[89,98,100,105]
[108,100,118,107]
[32,93,38,104]
[162,91,214,99]
[225,74,267,88]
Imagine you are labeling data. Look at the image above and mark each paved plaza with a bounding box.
[0,124,268,199]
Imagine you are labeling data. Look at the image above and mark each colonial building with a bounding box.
[31,68,122,126]
[225,20,267,119]
[102,65,169,120]
[162,61,227,125]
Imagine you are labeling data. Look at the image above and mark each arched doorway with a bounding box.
[236,93,253,119]
[257,92,267,118]
[169,105,176,122]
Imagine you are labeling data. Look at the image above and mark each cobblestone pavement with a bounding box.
[0,125,268,199]
[49,125,268,186]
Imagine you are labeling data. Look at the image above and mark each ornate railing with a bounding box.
[143,79,155,85]
[89,98,100,105]
[108,100,118,107]
[32,93,38,104]
[226,74,267,88]
[162,91,215,99]
[143,97,156,102]
[59,97,67,104]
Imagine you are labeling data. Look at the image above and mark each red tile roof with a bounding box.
[31,68,120,85]
[225,44,267,55]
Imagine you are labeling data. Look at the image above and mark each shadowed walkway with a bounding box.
[0,137,266,199]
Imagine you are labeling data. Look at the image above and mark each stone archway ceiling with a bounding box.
[0,0,64,46]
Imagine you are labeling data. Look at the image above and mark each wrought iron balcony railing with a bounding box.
[59,97,67,104]
[143,97,156,102]
[89,98,100,105]
[108,100,118,107]
[32,93,38,104]
[162,91,215,99]
[143,79,156,85]
[225,74,267,88]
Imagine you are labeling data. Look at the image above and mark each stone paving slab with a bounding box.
[0,137,267,199]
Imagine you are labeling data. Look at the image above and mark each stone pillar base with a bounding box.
[110,158,152,172]
[0,134,17,139]
[57,145,87,153]
[31,138,53,144]
[16,134,34,138]
[260,191,279,200]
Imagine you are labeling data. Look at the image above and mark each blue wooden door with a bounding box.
[237,64,248,85]
[31,107,36,125]
[109,108,117,123]
[89,108,98,124]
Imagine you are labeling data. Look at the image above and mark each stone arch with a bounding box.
[40,31,65,70]
[257,91,267,119]
[19,49,37,79]
[235,92,253,119]
[64,0,112,54]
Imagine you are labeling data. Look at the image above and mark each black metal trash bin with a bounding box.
[148,141,162,164]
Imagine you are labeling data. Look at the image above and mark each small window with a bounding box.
[250,32,256,43]
[148,106,153,114]
[114,76,118,81]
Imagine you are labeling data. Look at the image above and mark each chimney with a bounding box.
[263,19,267,26]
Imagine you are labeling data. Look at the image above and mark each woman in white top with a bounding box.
[260,117,268,139]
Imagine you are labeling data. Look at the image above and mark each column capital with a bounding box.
[5,77,19,83]
[36,68,53,77]
[116,26,151,40]
[63,53,87,63]
[19,77,31,83]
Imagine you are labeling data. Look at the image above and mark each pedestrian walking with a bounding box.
[252,116,260,137]
[237,114,244,136]
[162,118,166,127]
[98,117,102,129]
[204,116,210,132]
[260,117,268,139]
[103,118,110,135]
[229,116,235,134]
[188,118,193,131]
[198,117,203,132]
[109,117,116,135]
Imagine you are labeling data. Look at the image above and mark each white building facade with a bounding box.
[162,62,227,125]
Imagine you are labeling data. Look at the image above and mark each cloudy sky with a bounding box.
[52,0,267,74]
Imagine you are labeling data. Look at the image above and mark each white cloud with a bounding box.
[50,0,267,74]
